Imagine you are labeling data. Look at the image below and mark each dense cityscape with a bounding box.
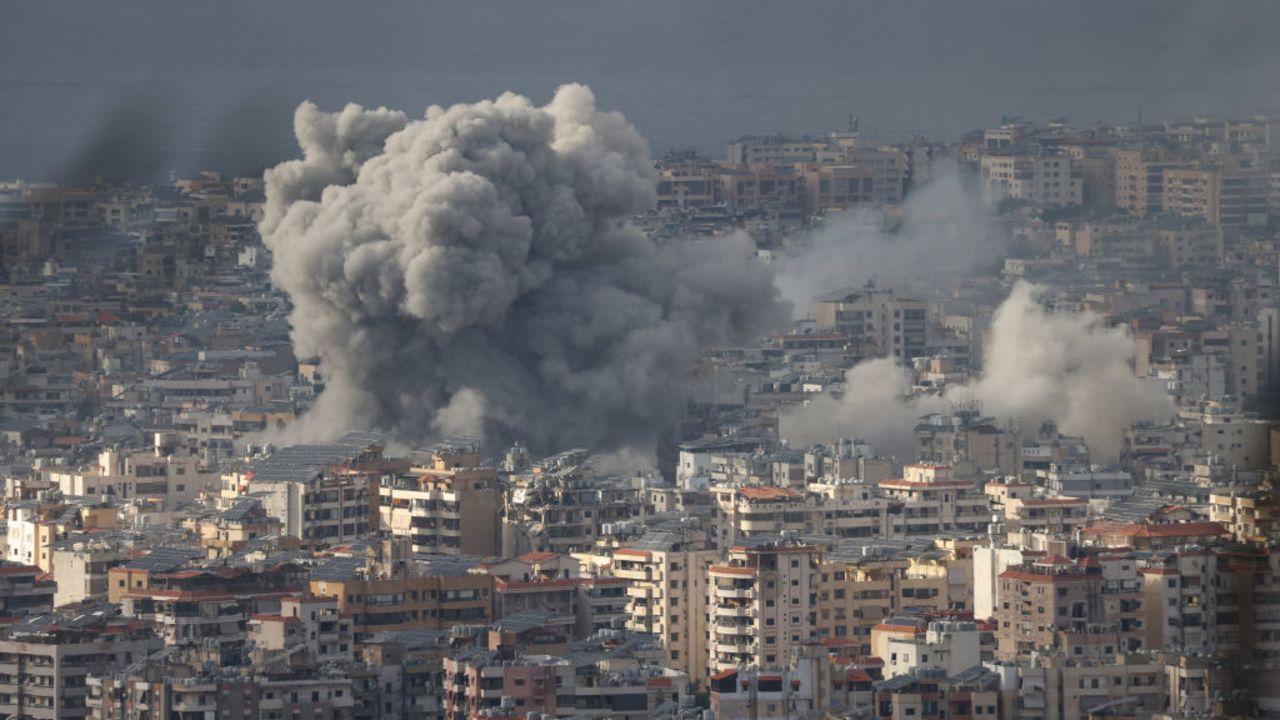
[3,79,1280,720]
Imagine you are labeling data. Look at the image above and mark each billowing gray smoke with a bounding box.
[775,162,1003,314]
[781,282,1174,460]
[261,84,789,454]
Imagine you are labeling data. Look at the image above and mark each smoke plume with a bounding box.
[781,282,1173,460]
[261,84,788,455]
[775,162,1003,314]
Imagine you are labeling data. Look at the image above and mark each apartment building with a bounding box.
[726,136,821,167]
[709,644,881,720]
[812,285,929,363]
[1037,463,1132,500]
[611,533,717,681]
[1002,497,1088,535]
[980,154,1081,207]
[708,540,821,673]
[48,447,213,507]
[1143,546,1280,663]
[1210,487,1280,542]
[796,162,876,213]
[0,563,55,619]
[248,594,355,665]
[184,498,281,559]
[1163,166,1269,226]
[1113,147,1175,215]
[49,540,128,607]
[1013,652,1166,720]
[877,464,990,535]
[995,555,1144,662]
[239,436,388,551]
[308,557,492,638]
[0,612,161,720]
[710,485,811,550]
[914,411,1020,476]
[655,155,721,209]
[503,452,640,555]
[871,665,1003,720]
[817,547,954,657]
[441,631,687,720]
[380,444,502,556]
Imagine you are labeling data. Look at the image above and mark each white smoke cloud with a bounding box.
[780,282,1174,460]
[780,357,945,459]
[261,84,789,455]
[775,161,1003,314]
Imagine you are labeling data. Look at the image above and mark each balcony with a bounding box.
[713,587,755,601]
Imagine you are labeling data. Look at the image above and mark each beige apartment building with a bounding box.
[1210,487,1280,542]
[708,540,821,674]
[995,555,1145,662]
[877,464,990,535]
[1164,166,1270,226]
[611,538,717,682]
[1114,147,1176,215]
[812,285,929,363]
[1014,652,1166,720]
[980,153,1082,207]
[379,445,502,556]
[816,553,952,656]
[0,616,161,720]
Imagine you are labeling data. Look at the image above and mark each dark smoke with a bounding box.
[58,86,180,185]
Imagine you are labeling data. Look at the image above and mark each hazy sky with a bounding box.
[3,0,1279,182]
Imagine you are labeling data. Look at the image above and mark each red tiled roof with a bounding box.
[1081,521,1228,539]
[738,486,803,501]
[999,569,1092,583]
[614,549,652,559]
[516,552,558,563]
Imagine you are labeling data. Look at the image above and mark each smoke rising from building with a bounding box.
[260,84,789,455]
[774,162,1004,314]
[781,282,1174,460]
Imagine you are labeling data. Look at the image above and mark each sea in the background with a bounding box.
[3,0,1279,183]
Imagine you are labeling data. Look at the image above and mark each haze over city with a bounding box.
[4,1,1280,181]
[2,3,1280,720]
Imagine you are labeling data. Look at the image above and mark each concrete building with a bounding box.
[49,540,128,607]
[1163,165,1270,227]
[1037,463,1132,500]
[611,534,717,683]
[236,436,387,551]
[248,593,355,665]
[0,611,161,720]
[980,154,1082,207]
[812,285,929,363]
[877,464,990,535]
[309,556,492,638]
[994,555,1145,662]
[708,540,821,673]
[1013,652,1166,720]
[1113,147,1176,216]
[379,446,501,557]
[881,620,981,680]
